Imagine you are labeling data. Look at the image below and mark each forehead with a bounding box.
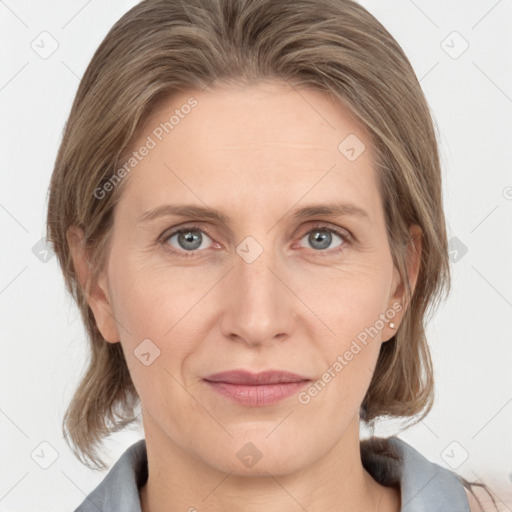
[118,81,381,224]
[140,81,371,155]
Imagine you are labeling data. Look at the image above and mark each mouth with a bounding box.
[203,370,311,407]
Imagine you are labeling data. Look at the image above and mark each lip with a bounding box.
[203,370,311,407]
[204,369,310,385]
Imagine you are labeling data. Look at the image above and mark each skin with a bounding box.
[69,81,423,512]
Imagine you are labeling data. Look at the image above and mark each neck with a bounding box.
[139,415,398,512]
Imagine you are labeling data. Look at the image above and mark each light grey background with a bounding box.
[1,1,511,510]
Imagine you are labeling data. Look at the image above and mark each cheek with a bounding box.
[106,260,203,424]
[292,257,394,338]
[108,242,393,355]
[108,245,205,340]
[290,260,392,399]
[105,251,205,395]
[107,232,393,373]
[295,273,388,418]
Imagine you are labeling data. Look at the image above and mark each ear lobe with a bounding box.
[390,224,422,304]
[383,224,423,341]
[66,226,120,343]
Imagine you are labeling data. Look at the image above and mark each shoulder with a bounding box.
[74,439,147,511]
[367,436,495,510]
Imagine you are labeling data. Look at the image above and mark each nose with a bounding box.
[219,244,297,348]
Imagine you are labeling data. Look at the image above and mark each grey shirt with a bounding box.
[74,436,471,511]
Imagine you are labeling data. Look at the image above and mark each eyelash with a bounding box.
[158,222,353,259]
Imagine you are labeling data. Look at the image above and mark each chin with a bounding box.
[195,431,316,478]
[207,451,304,478]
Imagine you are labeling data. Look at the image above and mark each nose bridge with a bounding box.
[236,233,282,312]
[221,232,294,345]
[238,244,277,298]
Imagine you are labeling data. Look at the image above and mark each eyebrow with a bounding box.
[137,202,371,225]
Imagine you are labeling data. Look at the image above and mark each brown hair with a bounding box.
[46,0,496,507]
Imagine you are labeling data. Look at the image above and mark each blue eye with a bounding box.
[163,226,214,255]
[159,222,352,258]
[299,227,346,252]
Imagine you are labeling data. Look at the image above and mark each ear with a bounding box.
[67,226,120,343]
[384,224,422,340]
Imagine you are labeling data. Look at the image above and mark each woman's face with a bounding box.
[84,81,419,476]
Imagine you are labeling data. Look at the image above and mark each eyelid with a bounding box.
[295,222,354,243]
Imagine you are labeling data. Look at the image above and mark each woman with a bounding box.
[46,0,498,510]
